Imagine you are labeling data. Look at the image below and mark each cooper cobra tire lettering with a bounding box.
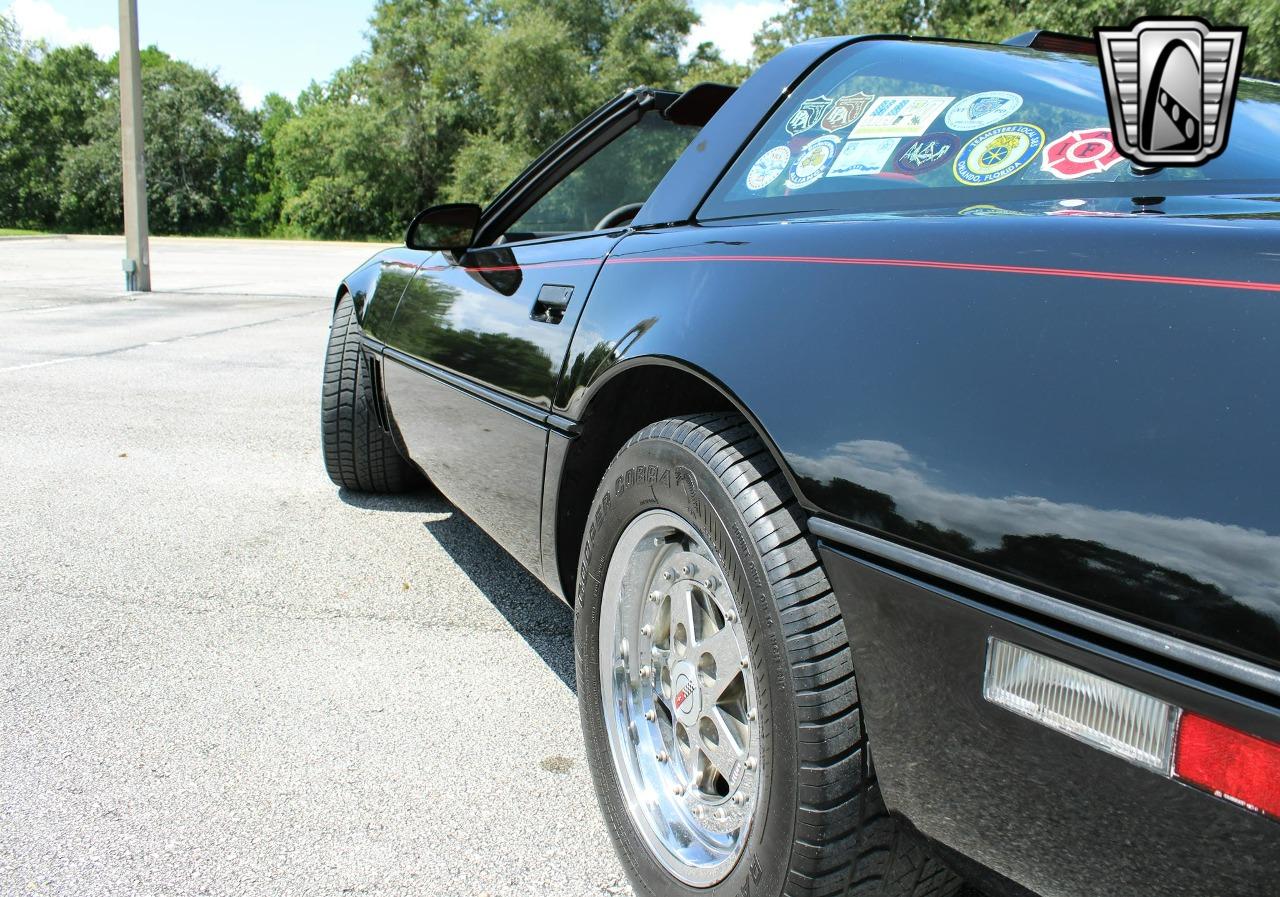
[574,413,962,897]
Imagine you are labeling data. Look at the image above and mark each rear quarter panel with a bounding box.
[558,211,1280,670]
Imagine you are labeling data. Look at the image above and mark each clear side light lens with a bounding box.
[984,638,1179,773]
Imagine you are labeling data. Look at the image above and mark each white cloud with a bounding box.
[4,0,117,57]
[793,439,1280,618]
[686,0,785,65]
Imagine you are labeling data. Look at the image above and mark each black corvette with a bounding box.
[321,32,1280,897]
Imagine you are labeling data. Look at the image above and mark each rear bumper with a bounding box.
[817,538,1280,897]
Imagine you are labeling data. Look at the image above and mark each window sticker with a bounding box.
[944,91,1024,131]
[894,133,959,174]
[1040,128,1124,179]
[959,204,1025,216]
[953,124,1045,185]
[849,96,953,138]
[827,138,899,177]
[745,145,792,191]
[785,96,834,136]
[785,135,842,189]
[819,92,875,132]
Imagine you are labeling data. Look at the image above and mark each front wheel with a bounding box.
[575,413,961,897]
[320,292,421,493]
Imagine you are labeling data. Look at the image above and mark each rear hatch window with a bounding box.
[700,40,1280,219]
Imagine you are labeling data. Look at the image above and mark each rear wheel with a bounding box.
[320,293,420,493]
[575,413,962,897]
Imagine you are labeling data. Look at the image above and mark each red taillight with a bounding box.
[1174,712,1280,819]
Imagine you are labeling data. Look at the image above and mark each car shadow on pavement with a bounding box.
[339,487,577,692]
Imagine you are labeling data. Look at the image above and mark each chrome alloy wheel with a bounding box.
[600,509,761,887]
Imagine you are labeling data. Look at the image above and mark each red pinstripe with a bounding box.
[435,254,1280,293]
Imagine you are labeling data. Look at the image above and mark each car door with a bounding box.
[381,91,698,578]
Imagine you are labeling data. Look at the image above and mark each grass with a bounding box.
[0,227,47,236]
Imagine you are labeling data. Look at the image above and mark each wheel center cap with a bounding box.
[671,661,701,722]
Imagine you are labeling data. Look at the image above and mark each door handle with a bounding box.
[532,284,573,324]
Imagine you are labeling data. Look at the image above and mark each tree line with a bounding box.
[1,0,1276,242]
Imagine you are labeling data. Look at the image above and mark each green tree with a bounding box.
[58,49,260,234]
[681,42,751,89]
[442,0,705,204]
[0,39,112,229]
[240,92,296,235]
[274,0,710,232]
[272,82,416,240]
[753,0,1280,81]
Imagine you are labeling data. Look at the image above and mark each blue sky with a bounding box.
[2,0,784,108]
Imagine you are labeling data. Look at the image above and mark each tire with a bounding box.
[575,413,962,897]
[320,292,421,493]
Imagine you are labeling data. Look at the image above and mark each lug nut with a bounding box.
[653,536,664,547]
[644,709,656,722]
[649,590,661,602]
[724,609,737,622]
[733,792,747,806]
[747,708,757,721]
[714,808,725,820]
[681,564,694,576]
[704,578,717,591]
[662,570,674,581]
[640,665,653,680]
[640,624,652,637]
[745,756,757,770]
[673,784,684,796]
[740,657,749,669]
[656,751,669,763]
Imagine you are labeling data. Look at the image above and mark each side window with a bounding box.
[700,40,1280,219]
[505,114,698,241]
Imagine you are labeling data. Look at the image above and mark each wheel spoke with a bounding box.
[669,585,698,656]
[698,626,742,701]
[701,708,747,780]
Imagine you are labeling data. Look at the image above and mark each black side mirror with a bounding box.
[406,203,482,252]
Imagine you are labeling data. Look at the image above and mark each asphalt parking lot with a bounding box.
[0,237,632,896]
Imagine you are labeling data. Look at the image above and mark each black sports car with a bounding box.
[321,31,1280,897]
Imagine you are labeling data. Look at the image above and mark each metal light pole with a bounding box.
[118,0,150,291]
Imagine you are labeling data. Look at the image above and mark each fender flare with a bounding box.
[573,354,811,513]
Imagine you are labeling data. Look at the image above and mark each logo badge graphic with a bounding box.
[673,672,698,718]
[895,132,959,173]
[785,135,841,189]
[820,92,874,132]
[786,95,833,135]
[1041,128,1125,179]
[1097,17,1246,166]
[850,95,953,138]
[953,124,1045,185]
[745,145,791,191]
[828,137,898,178]
[945,92,1023,131]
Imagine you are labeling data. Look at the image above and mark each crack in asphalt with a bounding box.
[0,309,326,374]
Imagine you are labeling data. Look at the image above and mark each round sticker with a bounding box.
[953,124,1045,185]
[1040,128,1124,179]
[894,132,959,174]
[945,92,1024,131]
[745,145,791,191]
[785,135,841,190]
